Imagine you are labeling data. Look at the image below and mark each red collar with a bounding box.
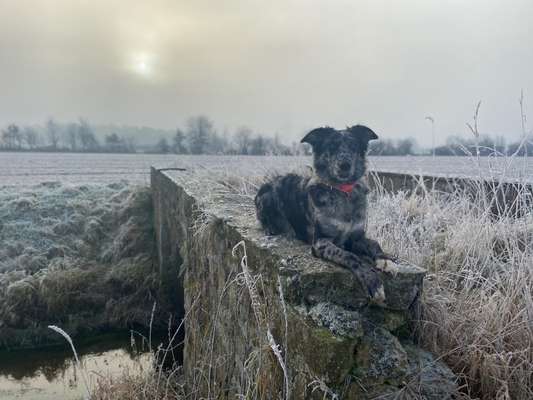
[334,181,359,194]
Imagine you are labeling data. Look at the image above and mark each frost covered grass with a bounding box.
[367,176,533,400]
[0,181,168,348]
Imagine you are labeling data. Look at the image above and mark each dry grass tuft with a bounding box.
[91,361,185,400]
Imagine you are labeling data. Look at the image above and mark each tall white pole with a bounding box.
[425,116,435,158]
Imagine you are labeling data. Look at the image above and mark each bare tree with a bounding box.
[1,124,21,149]
[77,118,99,151]
[396,138,416,155]
[186,116,213,154]
[233,127,252,154]
[124,136,137,153]
[23,126,39,149]
[65,122,78,151]
[249,134,266,155]
[13,125,23,149]
[156,137,170,153]
[104,132,134,153]
[173,128,188,154]
[46,118,60,149]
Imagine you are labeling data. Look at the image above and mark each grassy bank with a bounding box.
[0,181,171,348]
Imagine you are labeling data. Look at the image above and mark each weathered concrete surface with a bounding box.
[151,167,457,399]
[151,168,190,316]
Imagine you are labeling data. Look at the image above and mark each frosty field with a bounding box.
[2,152,533,187]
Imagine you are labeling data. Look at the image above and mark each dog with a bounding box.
[254,125,386,301]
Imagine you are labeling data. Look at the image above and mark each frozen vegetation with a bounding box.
[367,181,533,400]
[0,181,169,348]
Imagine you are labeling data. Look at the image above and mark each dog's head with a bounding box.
[301,125,378,185]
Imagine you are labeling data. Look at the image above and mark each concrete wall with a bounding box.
[368,171,532,216]
[151,167,457,399]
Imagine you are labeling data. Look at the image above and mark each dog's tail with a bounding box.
[254,180,293,236]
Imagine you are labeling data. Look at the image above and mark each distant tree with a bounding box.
[369,139,395,155]
[77,118,99,151]
[104,132,127,152]
[124,136,137,153]
[507,138,533,156]
[249,135,266,155]
[65,122,78,151]
[46,118,60,149]
[22,126,39,149]
[494,135,507,154]
[268,133,292,155]
[173,128,188,154]
[156,137,170,153]
[206,130,226,154]
[13,125,23,149]
[434,145,456,156]
[476,135,506,155]
[396,138,416,155]
[186,116,213,154]
[220,129,232,154]
[369,138,417,156]
[233,127,252,154]
[1,124,21,149]
[1,129,11,149]
[273,134,282,155]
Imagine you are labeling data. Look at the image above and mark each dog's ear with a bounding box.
[301,127,335,148]
[347,125,378,142]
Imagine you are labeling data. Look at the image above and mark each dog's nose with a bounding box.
[339,162,351,171]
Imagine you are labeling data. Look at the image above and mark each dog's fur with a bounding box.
[254,125,386,300]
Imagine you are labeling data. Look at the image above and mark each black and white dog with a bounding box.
[255,125,386,301]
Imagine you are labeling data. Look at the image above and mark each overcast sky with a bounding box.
[0,0,531,146]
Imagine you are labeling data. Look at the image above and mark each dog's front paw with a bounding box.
[352,263,386,305]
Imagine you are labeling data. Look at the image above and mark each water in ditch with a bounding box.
[0,332,152,400]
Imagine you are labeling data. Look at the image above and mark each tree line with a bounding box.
[0,118,136,153]
[154,116,297,155]
[1,116,530,156]
[0,116,299,155]
[0,115,415,155]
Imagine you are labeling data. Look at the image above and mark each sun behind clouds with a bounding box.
[130,52,155,78]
